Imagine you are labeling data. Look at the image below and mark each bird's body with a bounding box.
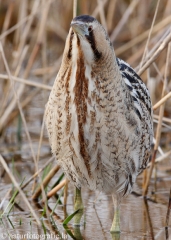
[45,15,153,232]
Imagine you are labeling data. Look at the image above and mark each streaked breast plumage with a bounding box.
[45,15,153,196]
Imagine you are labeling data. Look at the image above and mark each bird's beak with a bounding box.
[70,22,86,36]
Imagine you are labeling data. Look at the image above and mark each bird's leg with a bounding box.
[110,194,120,233]
[74,187,84,225]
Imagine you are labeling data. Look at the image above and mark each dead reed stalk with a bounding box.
[0,154,41,226]
[143,42,171,196]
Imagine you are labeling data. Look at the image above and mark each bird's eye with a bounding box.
[88,26,92,32]
[71,30,74,35]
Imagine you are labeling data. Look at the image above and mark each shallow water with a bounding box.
[0,165,171,240]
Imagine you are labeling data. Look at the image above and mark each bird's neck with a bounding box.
[61,46,126,113]
[89,54,126,99]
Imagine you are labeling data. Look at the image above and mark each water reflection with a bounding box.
[1,165,171,240]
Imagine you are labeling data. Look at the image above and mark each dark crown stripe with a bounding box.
[73,15,95,23]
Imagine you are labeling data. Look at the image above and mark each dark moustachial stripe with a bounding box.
[74,36,91,176]
[72,15,101,60]
[67,31,74,59]
[85,30,102,61]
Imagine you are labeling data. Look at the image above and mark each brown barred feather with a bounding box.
[45,15,153,197]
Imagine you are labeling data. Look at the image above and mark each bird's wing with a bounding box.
[116,58,152,119]
[116,58,153,171]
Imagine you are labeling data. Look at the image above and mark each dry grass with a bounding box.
[0,0,171,235]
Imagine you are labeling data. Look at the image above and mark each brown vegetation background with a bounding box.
[0,0,171,216]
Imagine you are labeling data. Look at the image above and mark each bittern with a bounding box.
[45,15,153,232]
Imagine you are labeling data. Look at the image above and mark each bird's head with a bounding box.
[64,15,113,66]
